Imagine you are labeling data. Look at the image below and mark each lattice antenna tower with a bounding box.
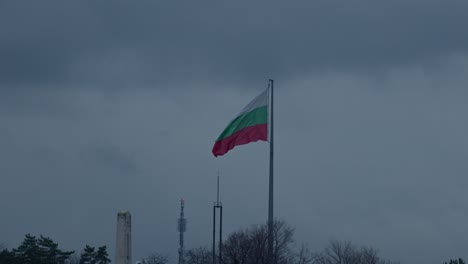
[177,199,187,264]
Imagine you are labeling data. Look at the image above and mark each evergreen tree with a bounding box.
[10,234,73,264]
[80,245,96,264]
[37,235,74,264]
[0,248,20,264]
[38,235,60,264]
[12,234,41,263]
[445,259,466,264]
[95,246,111,264]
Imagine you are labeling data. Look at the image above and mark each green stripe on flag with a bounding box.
[216,106,268,141]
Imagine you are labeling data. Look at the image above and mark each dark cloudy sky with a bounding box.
[1,1,468,263]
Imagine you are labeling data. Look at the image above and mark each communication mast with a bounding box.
[178,199,187,264]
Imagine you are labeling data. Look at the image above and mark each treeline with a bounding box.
[444,260,466,264]
[141,220,400,264]
[143,220,465,264]
[188,220,398,264]
[2,221,466,264]
[0,234,110,264]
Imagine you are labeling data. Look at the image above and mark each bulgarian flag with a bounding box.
[212,88,269,157]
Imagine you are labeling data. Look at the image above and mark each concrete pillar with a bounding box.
[116,211,132,264]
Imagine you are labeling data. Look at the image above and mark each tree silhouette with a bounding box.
[13,234,41,263]
[38,235,74,264]
[79,245,96,264]
[222,220,294,264]
[95,246,111,264]
[313,241,398,264]
[10,234,73,264]
[0,248,19,264]
[185,247,211,264]
[143,252,169,264]
[444,259,466,264]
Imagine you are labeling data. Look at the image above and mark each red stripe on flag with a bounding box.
[212,124,267,157]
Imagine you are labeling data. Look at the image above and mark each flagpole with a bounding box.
[268,79,274,263]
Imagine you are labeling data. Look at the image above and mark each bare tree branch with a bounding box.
[144,252,169,264]
[185,247,211,264]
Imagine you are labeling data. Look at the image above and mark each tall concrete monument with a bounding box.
[115,211,132,264]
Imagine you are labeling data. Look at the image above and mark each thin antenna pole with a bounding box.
[212,204,216,264]
[213,174,223,264]
[219,205,223,264]
[217,173,220,206]
[268,79,274,264]
[217,173,222,263]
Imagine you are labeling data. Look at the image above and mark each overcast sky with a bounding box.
[1,1,468,263]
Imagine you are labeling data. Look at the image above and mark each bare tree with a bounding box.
[273,221,295,264]
[222,230,253,264]
[185,247,211,264]
[144,252,169,264]
[312,241,398,264]
[360,247,380,264]
[184,223,399,264]
[323,240,360,264]
[222,220,295,264]
[295,244,315,264]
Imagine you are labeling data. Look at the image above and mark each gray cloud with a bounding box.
[1,0,468,88]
